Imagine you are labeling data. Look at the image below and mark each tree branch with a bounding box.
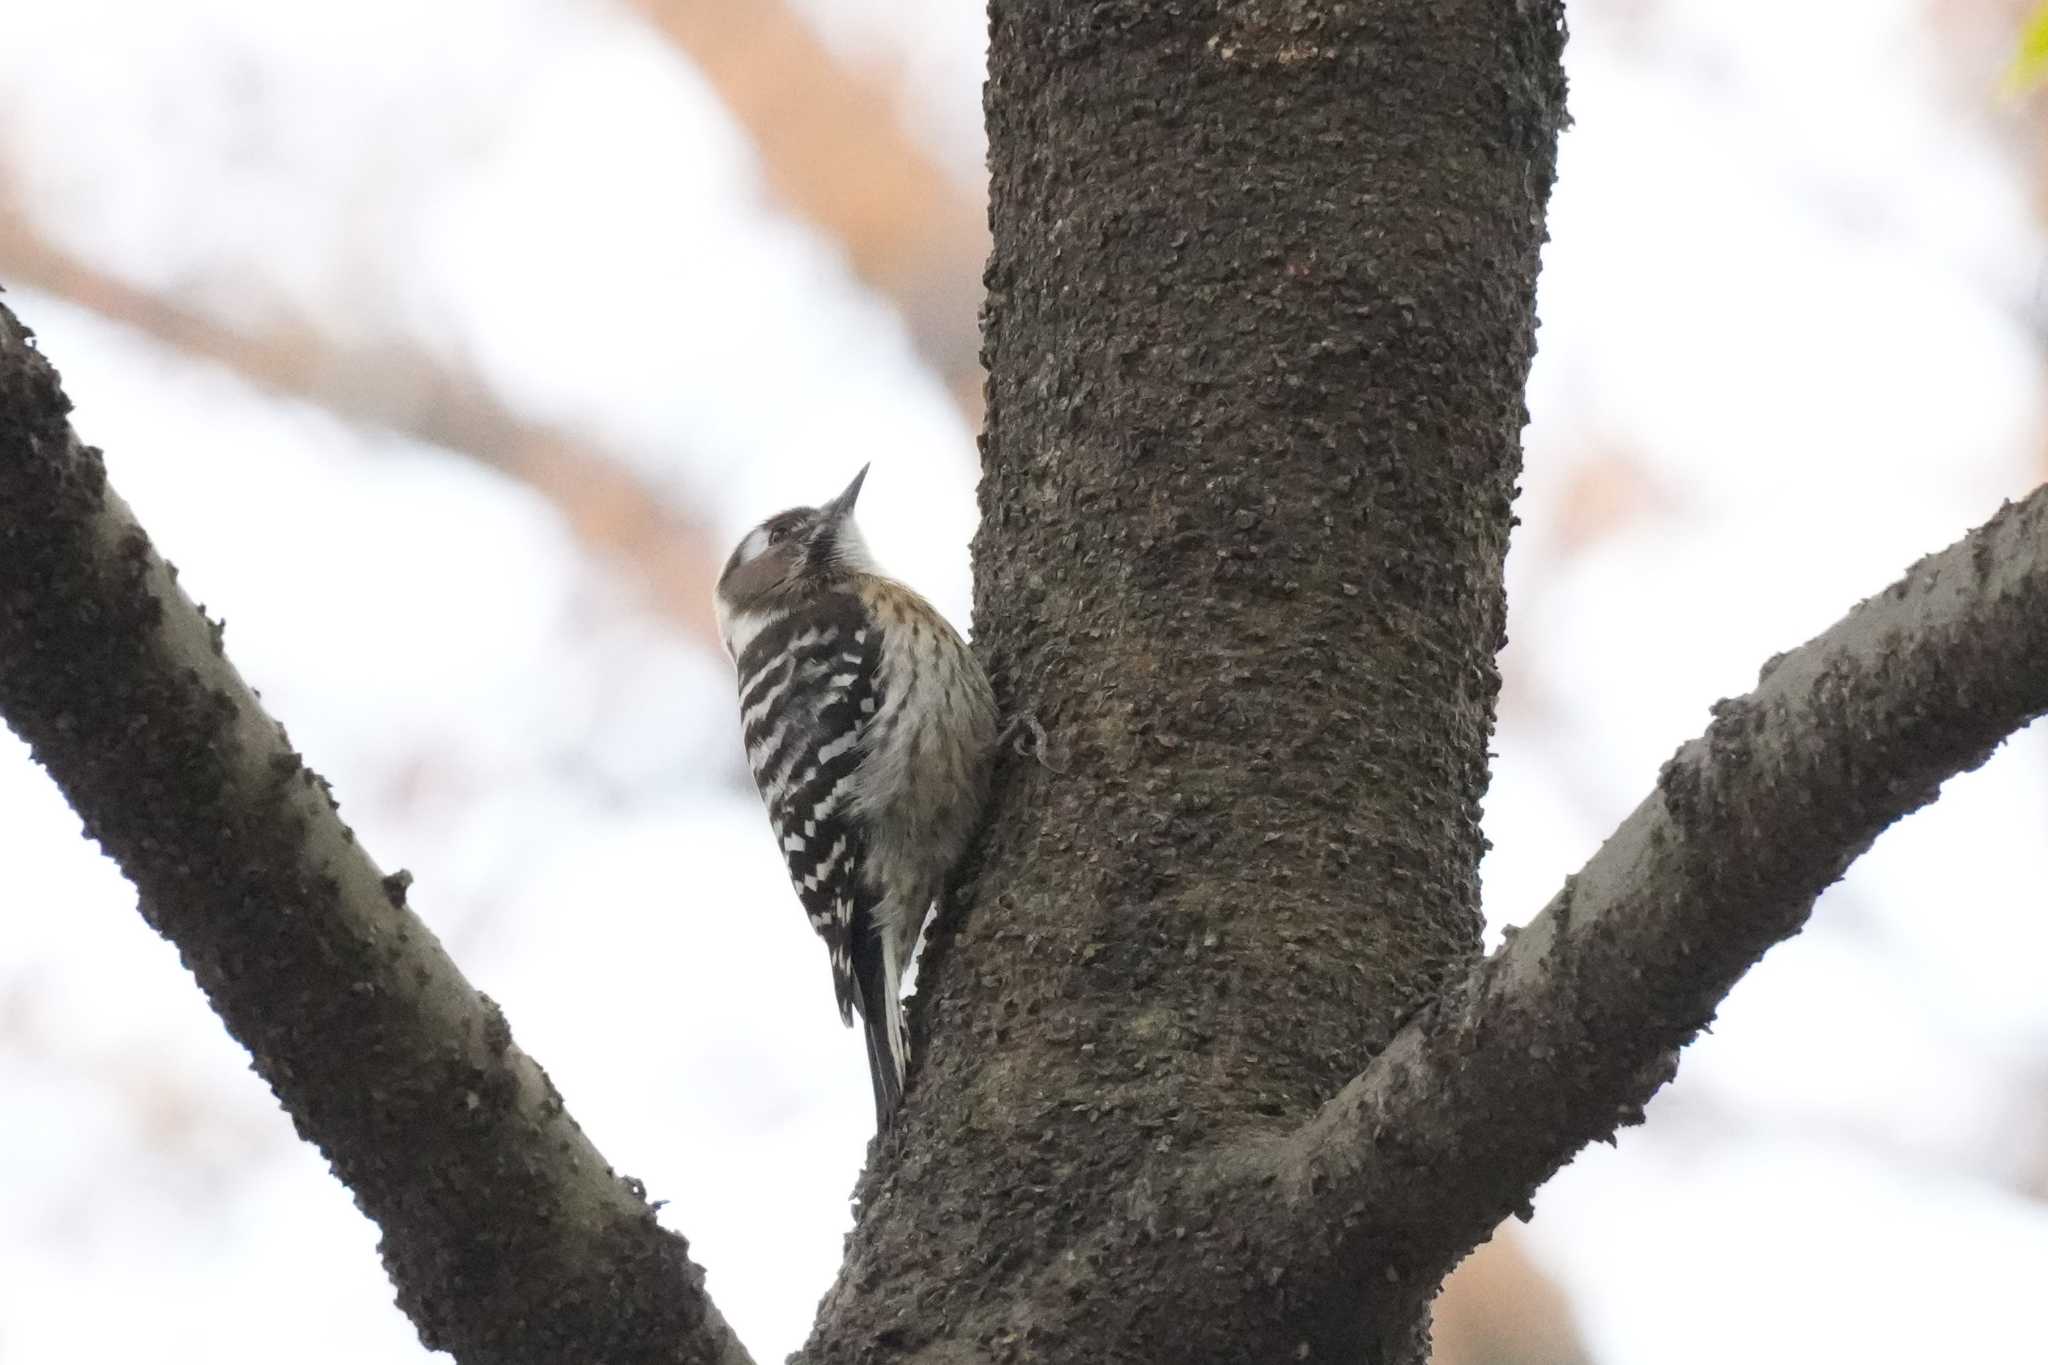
[1274,482,2048,1284]
[0,297,751,1365]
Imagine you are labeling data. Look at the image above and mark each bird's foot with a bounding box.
[996,711,1066,774]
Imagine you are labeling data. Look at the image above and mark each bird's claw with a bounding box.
[997,711,1066,774]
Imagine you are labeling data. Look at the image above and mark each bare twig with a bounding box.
[0,298,752,1365]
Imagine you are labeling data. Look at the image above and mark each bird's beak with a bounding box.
[825,463,870,520]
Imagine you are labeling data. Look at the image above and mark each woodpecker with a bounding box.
[714,466,997,1127]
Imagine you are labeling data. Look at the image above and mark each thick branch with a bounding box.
[1276,482,2048,1284]
[0,298,750,1365]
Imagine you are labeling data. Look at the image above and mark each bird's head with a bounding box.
[714,464,876,653]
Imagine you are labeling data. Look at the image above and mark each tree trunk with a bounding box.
[805,4,1568,1360]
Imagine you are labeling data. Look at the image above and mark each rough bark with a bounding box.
[1271,482,2048,1289]
[804,3,1569,1362]
[0,298,750,1365]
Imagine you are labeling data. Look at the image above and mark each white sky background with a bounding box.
[0,1,2044,1362]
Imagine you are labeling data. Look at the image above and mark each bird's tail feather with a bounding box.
[854,940,908,1128]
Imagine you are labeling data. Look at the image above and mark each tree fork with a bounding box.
[1271,480,2048,1294]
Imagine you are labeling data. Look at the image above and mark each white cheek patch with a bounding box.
[715,525,779,658]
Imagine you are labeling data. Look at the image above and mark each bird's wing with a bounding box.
[735,595,882,1023]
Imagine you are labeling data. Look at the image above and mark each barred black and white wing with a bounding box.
[733,595,883,1027]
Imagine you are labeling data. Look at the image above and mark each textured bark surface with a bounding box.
[0,301,751,1365]
[1270,480,2048,1291]
[807,3,1568,1362]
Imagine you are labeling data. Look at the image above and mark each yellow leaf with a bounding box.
[2003,2,2048,97]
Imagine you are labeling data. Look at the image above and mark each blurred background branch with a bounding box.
[0,188,727,647]
[624,0,988,422]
